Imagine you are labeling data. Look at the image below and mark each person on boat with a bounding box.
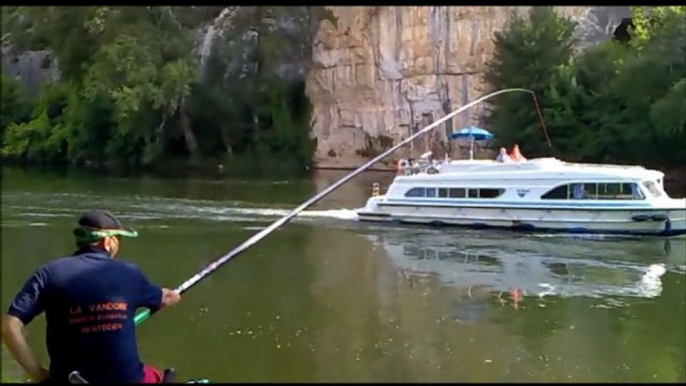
[496,147,512,163]
[509,144,527,162]
[2,210,182,384]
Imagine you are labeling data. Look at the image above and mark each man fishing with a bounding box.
[2,210,182,383]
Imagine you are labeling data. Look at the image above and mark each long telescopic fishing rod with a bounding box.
[133,87,544,326]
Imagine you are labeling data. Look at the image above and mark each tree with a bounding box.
[2,7,102,84]
[0,74,32,142]
[610,6,686,166]
[629,6,686,48]
[1,84,70,162]
[482,6,685,168]
[2,6,221,166]
[187,6,334,172]
[483,7,578,157]
[0,6,335,175]
[81,7,211,161]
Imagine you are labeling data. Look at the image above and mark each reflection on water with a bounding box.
[364,228,684,302]
[360,227,685,326]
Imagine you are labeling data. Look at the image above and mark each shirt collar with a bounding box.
[73,245,112,259]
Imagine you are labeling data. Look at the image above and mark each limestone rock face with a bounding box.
[1,6,632,168]
[1,46,60,100]
[305,6,631,168]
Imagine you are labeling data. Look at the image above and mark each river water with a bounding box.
[1,165,685,383]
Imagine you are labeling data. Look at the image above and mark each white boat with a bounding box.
[358,156,686,237]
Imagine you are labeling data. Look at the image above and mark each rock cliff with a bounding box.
[305,6,631,168]
[1,46,59,100]
[2,6,632,169]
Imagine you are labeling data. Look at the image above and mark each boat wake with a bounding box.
[2,191,362,227]
[230,207,360,221]
[134,205,362,224]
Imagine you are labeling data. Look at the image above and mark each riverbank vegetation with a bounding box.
[0,6,334,176]
[484,6,685,169]
[1,6,684,176]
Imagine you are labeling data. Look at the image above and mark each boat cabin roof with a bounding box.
[399,157,664,182]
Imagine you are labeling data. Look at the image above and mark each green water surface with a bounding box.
[1,165,685,383]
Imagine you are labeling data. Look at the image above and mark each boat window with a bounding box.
[583,183,597,199]
[405,187,426,197]
[541,185,569,199]
[570,183,585,199]
[449,188,466,198]
[479,188,505,198]
[597,183,645,200]
[622,183,644,200]
[642,181,662,198]
[598,183,620,197]
[405,187,506,199]
[542,182,646,200]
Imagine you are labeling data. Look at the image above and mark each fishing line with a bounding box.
[530,92,552,149]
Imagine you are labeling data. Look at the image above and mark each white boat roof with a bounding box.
[398,157,664,182]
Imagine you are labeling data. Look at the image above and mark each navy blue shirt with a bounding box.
[7,246,163,383]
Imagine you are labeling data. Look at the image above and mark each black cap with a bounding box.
[73,210,138,242]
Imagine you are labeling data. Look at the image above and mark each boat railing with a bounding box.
[396,158,440,176]
[561,161,647,170]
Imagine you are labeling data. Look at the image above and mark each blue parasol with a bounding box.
[450,126,494,141]
[449,126,494,159]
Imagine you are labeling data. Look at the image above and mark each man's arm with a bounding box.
[3,268,50,382]
[139,287,180,312]
[133,266,181,312]
[2,315,49,383]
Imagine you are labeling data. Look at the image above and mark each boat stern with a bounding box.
[357,183,392,222]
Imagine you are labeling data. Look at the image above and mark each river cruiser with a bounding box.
[358,157,686,237]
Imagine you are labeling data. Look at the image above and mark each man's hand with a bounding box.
[161,288,181,308]
[2,314,49,383]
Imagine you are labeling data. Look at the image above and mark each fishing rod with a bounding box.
[133,87,543,326]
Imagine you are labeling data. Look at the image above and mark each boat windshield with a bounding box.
[642,180,662,198]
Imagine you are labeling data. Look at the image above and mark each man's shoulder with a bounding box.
[44,254,141,274]
[116,258,143,272]
[109,258,148,279]
[90,255,144,274]
[35,255,76,274]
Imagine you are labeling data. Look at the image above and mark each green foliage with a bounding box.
[650,79,686,137]
[8,5,679,174]
[1,6,328,175]
[0,74,32,141]
[629,6,686,48]
[186,6,325,172]
[484,6,578,157]
[2,84,70,161]
[484,6,686,168]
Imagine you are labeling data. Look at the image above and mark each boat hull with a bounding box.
[357,201,686,237]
